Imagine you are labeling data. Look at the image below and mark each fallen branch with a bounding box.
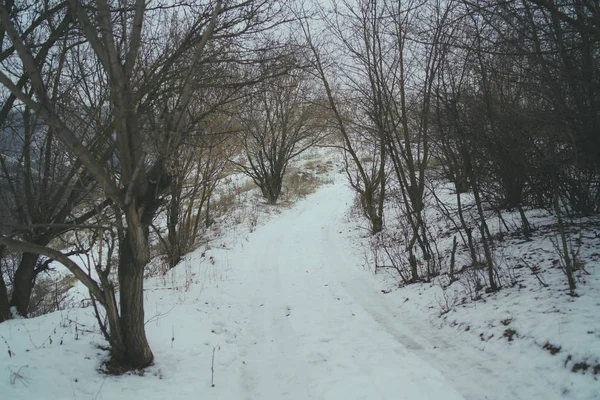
[521,259,548,288]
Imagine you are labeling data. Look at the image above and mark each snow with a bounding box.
[1,167,599,399]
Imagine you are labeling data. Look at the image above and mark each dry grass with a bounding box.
[283,169,323,200]
[212,179,256,214]
[28,274,79,317]
[303,159,333,175]
[426,156,444,169]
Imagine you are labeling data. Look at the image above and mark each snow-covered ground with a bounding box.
[1,167,599,399]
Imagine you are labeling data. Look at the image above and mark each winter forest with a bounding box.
[0,0,599,399]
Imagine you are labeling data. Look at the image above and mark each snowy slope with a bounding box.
[0,176,598,399]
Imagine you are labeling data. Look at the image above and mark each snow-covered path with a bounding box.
[222,182,465,400]
[0,170,600,400]
[7,179,590,399]
[0,180,471,400]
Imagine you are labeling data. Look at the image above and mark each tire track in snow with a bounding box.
[234,182,465,399]
[315,184,521,400]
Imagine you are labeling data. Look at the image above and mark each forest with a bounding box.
[0,0,598,375]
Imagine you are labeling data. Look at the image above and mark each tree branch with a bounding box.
[0,236,106,306]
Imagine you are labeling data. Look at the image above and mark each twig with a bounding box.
[211,346,216,387]
[93,377,107,400]
[9,365,29,386]
[144,305,176,325]
[521,258,548,288]
[91,292,109,341]
[1,333,14,357]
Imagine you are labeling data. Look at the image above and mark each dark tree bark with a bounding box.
[9,252,40,316]
[114,226,153,368]
[0,0,221,369]
[0,245,11,322]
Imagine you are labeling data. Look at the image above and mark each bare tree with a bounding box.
[0,4,113,319]
[0,0,289,370]
[157,118,238,269]
[305,0,453,275]
[0,105,110,319]
[297,7,387,233]
[235,65,324,204]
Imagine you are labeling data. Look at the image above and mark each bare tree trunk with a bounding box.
[116,215,153,368]
[0,245,11,322]
[361,184,384,234]
[167,181,182,268]
[553,191,576,296]
[470,172,497,291]
[10,252,40,316]
[449,236,457,283]
[263,172,284,205]
[118,263,152,368]
[409,250,418,282]
[204,197,211,228]
[456,189,477,264]
[0,272,9,322]
[458,127,497,291]
[517,205,532,239]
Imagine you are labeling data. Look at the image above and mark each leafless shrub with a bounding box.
[27,275,79,318]
[436,278,460,316]
[460,265,488,301]
[371,229,417,285]
[283,170,321,200]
